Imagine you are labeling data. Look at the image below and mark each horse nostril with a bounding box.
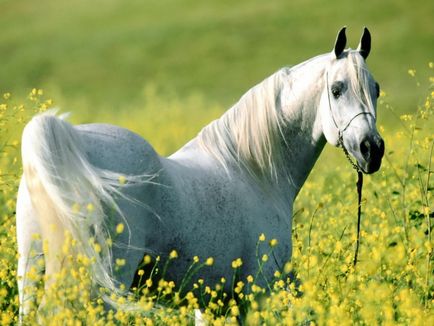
[360,139,371,158]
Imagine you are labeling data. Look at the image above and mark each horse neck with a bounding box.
[278,55,329,198]
[192,54,331,203]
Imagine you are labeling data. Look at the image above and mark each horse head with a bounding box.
[320,27,384,174]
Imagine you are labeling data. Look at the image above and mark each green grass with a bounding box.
[0,0,432,134]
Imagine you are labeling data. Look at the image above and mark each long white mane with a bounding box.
[198,51,374,187]
[198,68,290,186]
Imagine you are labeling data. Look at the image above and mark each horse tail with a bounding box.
[21,110,127,296]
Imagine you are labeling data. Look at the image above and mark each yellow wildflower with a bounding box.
[118,175,126,185]
[205,257,214,266]
[169,250,178,259]
[116,223,124,234]
[232,258,243,269]
[143,255,152,265]
[269,238,278,247]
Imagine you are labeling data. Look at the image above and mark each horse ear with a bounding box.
[357,27,371,60]
[333,27,347,58]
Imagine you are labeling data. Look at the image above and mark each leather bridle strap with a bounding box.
[325,71,375,172]
[325,71,374,267]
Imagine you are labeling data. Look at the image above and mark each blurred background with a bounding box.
[0,0,432,155]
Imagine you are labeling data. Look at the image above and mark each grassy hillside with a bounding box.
[0,0,432,137]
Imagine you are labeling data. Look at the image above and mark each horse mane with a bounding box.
[197,68,290,186]
[197,51,373,187]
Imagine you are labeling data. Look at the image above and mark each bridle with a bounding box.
[325,70,376,267]
[325,71,375,173]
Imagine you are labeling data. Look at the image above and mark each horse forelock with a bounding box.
[345,51,376,116]
[198,69,290,186]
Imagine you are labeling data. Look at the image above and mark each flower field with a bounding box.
[0,66,432,324]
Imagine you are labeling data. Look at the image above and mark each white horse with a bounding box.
[16,27,384,319]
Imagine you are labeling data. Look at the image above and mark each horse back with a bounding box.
[75,123,162,176]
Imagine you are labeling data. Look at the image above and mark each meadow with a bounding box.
[0,0,433,324]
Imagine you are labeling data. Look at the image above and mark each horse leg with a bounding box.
[16,177,44,322]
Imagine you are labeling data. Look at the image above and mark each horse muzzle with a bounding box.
[357,135,385,174]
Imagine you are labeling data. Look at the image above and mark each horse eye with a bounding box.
[331,85,342,99]
[375,82,380,98]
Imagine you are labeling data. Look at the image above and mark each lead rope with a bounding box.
[338,133,363,267]
[326,72,364,267]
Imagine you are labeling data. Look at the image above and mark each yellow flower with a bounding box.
[205,257,214,266]
[116,223,124,234]
[276,279,285,288]
[169,250,178,259]
[86,203,94,212]
[193,256,199,263]
[408,69,416,77]
[143,255,152,265]
[118,175,126,185]
[259,233,266,242]
[231,305,240,316]
[269,239,278,247]
[137,269,144,276]
[93,243,101,254]
[262,254,268,262]
[400,114,413,121]
[247,275,254,283]
[232,258,243,269]
[234,281,244,294]
[115,258,126,266]
[284,262,292,274]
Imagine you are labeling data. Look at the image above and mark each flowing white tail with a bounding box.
[21,111,125,295]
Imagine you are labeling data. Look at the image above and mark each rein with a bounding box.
[339,134,363,267]
[325,72,368,267]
